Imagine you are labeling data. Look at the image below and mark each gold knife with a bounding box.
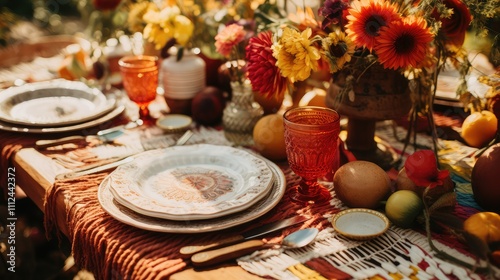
[179,215,307,257]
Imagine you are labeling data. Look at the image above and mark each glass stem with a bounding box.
[298,178,320,196]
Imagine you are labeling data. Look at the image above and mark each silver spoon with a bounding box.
[191,228,319,267]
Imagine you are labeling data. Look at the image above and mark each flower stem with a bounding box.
[422,187,492,275]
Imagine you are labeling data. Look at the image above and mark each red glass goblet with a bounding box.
[283,106,341,205]
[119,55,159,125]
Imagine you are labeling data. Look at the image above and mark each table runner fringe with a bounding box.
[1,134,36,199]
[237,227,483,280]
[42,164,316,279]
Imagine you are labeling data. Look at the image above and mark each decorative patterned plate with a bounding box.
[108,144,275,220]
[0,80,115,126]
[0,105,124,134]
[98,159,286,233]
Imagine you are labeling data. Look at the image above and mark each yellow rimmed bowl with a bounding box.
[331,208,390,241]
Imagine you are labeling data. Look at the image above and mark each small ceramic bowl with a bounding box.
[156,114,192,133]
[331,208,390,241]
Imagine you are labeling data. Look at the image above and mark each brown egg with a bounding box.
[472,143,500,213]
[333,160,391,209]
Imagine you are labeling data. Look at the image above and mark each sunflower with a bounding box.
[322,29,355,73]
[345,0,401,51]
[272,27,321,83]
[374,16,434,70]
[245,31,289,98]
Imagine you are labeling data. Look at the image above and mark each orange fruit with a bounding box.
[461,110,498,148]
[463,212,500,244]
[299,89,327,107]
[385,190,423,228]
[253,114,287,161]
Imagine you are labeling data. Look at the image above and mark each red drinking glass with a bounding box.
[283,106,341,205]
[119,55,159,125]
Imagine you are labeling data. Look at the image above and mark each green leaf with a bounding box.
[176,47,185,62]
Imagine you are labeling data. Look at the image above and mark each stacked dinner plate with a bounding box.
[97,144,287,233]
[0,79,122,133]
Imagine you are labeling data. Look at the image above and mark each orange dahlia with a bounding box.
[374,16,433,70]
[245,31,288,98]
[345,0,401,51]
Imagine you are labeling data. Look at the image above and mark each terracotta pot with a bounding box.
[253,93,284,115]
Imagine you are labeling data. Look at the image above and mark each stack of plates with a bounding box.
[0,79,122,133]
[98,144,286,233]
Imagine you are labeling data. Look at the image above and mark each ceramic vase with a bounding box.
[161,48,206,115]
[222,80,264,133]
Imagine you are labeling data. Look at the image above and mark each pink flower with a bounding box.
[405,150,449,188]
[245,31,288,98]
[215,24,246,57]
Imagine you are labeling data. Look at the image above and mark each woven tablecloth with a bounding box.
[0,122,495,279]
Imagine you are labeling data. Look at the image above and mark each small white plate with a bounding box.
[331,208,389,240]
[156,114,192,133]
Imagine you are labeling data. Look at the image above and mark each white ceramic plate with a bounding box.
[331,208,390,240]
[0,105,124,134]
[108,144,275,220]
[0,80,115,126]
[98,159,285,233]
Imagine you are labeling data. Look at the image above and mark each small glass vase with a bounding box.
[223,80,264,134]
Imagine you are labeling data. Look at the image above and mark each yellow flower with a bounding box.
[322,30,355,73]
[167,15,194,46]
[142,5,194,49]
[272,27,321,83]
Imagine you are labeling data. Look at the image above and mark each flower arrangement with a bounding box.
[245,0,499,110]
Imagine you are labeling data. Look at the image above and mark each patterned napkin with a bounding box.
[237,225,485,280]
[43,126,234,170]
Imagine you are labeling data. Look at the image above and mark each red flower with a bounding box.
[405,150,449,188]
[433,0,472,47]
[92,0,122,11]
[245,31,288,98]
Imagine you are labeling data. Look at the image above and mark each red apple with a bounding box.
[191,87,225,126]
[471,143,500,213]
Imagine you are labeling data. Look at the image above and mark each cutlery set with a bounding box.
[35,119,143,148]
[54,129,194,180]
[179,216,317,267]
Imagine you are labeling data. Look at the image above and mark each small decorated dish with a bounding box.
[156,114,192,133]
[331,208,390,240]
